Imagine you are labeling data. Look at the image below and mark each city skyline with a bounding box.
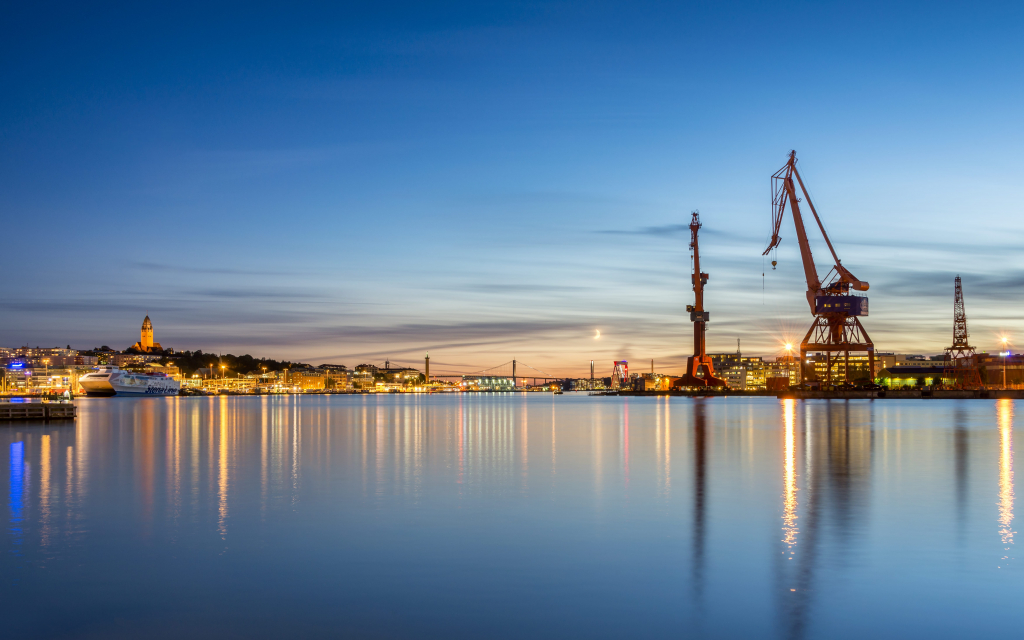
[3,1,1023,375]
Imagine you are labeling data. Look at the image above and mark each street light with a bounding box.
[1002,337,1010,389]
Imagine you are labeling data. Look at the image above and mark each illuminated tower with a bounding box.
[425,353,430,382]
[141,315,154,350]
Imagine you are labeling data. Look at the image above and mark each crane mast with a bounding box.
[763,151,874,386]
[676,211,725,388]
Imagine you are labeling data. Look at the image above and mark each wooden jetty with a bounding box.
[0,403,77,421]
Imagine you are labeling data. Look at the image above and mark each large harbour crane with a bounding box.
[943,276,982,389]
[763,151,874,386]
[676,211,726,387]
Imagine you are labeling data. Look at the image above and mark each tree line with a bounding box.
[166,350,308,376]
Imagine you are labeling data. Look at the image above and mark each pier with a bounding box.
[0,402,77,421]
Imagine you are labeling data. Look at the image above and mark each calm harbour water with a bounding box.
[1,394,1020,639]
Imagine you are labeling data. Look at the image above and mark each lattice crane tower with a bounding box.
[943,276,982,389]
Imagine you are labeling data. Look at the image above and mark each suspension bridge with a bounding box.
[429,359,563,386]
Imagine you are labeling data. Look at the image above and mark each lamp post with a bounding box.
[1002,337,1010,389]
[784,343,795,385]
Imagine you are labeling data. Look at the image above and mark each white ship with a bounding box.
[79,366,181,397]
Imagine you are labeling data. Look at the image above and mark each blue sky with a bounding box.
[3,1,1023,375]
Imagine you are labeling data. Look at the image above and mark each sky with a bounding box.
[3,0,1024,376]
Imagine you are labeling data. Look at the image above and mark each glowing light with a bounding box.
[784,343,793,352]
[595,329,601,339]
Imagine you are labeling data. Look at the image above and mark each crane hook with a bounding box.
[771,260,777,270]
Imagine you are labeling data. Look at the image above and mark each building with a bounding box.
[380,363,422,385]
[129,315,170,353]
[632,373,676,391]
[1,364,95,395]
[566,378,608,391]
[744,360,767,390]
[0,346,79,368]
[980,353,1024,388]
[876,365,946,389]
[708,354,764,390]
[805,353,873,385]
[144,362,181,379]
[109,352,162,367]
[316,365,352,390]
[766,356,800,390]
[284,368,327,390]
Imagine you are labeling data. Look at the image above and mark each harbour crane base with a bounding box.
[799,311,875,386]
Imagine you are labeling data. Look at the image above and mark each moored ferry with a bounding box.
[79,366,181,397]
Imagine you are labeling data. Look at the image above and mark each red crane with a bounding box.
[943,276,982,389]
[676,211,726,388]
[763,151,874,386]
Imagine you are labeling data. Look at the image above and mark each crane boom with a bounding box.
[763,151,869,309]
[783,173,821,311]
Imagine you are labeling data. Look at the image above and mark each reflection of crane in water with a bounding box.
[692,399,708,608]
[954,407,969,543]
[775,400,874,640]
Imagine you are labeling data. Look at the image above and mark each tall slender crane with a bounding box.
[943,276,982,389]
[676,211,726,387]
[763,151,874,386]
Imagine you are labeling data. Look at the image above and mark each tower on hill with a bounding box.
[130,315,163,353]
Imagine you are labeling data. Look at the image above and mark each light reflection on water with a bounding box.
[998,399,1014,562]
[1,394,1023,639]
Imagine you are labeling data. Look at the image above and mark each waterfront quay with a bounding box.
[7,315,1024,398]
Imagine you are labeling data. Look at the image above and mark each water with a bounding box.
[0,394,1020,639]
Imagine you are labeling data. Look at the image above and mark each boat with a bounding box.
[78,366,181,397]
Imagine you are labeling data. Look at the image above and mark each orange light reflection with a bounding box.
[782,399,798,550]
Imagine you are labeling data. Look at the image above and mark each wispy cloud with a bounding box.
[597,224,755,240]
[132,262,292,277]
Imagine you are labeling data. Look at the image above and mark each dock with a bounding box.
[0,402,77,421]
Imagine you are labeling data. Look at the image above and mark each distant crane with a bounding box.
[676,211,726,387]
[763,151,874,386]
[943,276,982,389]
[611,361,629,388]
